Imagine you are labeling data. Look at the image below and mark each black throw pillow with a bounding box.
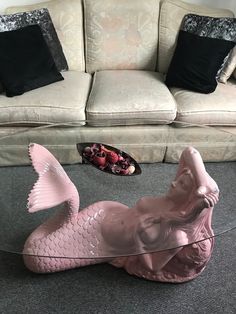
[0,9,68,72]
[180,14,236,82]
[0,24,64,97]
[165,30,235,93]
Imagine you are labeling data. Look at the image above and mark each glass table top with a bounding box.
[0,120,235,259]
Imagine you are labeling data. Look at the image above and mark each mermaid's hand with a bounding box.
[196,186,219,208]
[137,214,161,247]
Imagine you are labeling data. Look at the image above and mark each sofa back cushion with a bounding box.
[158,0,234,74]
[5,0,85,71]
[84,0,160,73]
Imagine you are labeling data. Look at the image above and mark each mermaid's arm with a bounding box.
[176,147,206,182]
[177,147,219,196]
[170,194,218,228]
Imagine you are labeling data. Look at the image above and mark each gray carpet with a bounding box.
[0,162,236,313]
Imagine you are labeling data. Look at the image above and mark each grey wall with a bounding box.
[0,0,46,13]
[186,0,236,14]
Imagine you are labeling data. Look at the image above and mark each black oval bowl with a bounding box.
[76,142,142,176]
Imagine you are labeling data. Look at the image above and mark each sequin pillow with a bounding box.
[166,14,236,93]
[217,46,236,83]
[0,8,68,72]
[181,14,236,41]
[181,14,236,83]
[165,30,234,93]
[0,25,64,97]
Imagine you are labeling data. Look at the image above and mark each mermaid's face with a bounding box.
[167,171,194,201]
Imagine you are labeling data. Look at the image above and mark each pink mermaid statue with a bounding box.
[23,143,219,282]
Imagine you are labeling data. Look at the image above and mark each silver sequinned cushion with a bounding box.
[181,14,236,83]
[0,8,68,72]
[181,14,236,42]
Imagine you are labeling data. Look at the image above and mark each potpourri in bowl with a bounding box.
[77,142,141,176]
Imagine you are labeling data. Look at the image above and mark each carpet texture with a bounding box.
[0,162,235,313]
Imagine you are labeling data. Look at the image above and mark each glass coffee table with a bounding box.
[0,119,235,283]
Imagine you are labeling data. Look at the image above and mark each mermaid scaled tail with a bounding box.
[24,143,128,272]
[27,143,79,214]
[23,201,127,273]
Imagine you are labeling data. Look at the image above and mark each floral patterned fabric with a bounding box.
[84,0,160,73]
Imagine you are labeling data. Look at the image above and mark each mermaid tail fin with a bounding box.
[27,143,79,213]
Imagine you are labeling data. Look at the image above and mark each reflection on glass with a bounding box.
[7,144,218,282]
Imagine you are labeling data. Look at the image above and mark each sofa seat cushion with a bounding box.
[171,80,236,126]
[86,70,177,126]
[0,71,91,126]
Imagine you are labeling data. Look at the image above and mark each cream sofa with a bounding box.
[0,0,235,165]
